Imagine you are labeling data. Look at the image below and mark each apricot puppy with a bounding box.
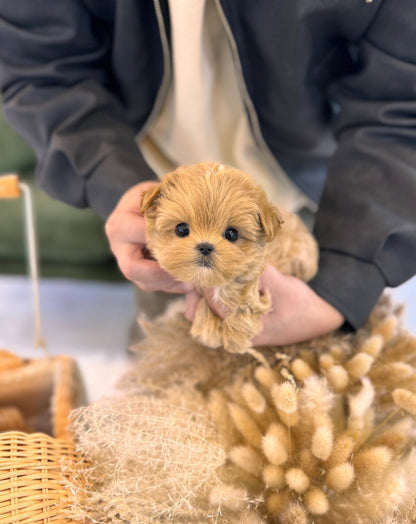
[141,162,318,357]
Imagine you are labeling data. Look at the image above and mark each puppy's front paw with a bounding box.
[221,320,269,366]
[190,299,223,349]
[221,310,261,355]
[222,332,251,355]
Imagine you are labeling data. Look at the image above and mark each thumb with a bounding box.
[203,288,229,319]
[185,290,202,321]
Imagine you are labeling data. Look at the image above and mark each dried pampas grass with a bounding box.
[67,296,416,523]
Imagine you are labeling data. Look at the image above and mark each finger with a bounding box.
[106,211,147,245]
[131,258,193,293]
[106,182,159,245]
[185,290,202,321]
[118,180,158,211]
[113,239,193,293]
[161,279,195,294]
[203,288,229,319]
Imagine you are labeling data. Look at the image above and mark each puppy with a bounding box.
[141,162,318,358]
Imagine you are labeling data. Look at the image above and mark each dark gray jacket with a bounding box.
[1,0,415,328]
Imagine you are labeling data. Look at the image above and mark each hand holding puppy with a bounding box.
[105,181,193,294]
[185,264,344,347]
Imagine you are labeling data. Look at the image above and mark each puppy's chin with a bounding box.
[165,262,228,289]
[192,265,228,288]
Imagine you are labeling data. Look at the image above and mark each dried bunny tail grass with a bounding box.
[271,381,298,414]
[296,376,335,446]
[383,334,416,364]
[353,445,393,480]
[311,417,334,461]
[228,446,263,477]
[228,402,263,449]
[298,376,334,419]
[298,448,319,477]
[371,416,414,454]
[208,484,250,513]
[329,342,349,362]
[291,358,315,381]
[266,490,288,515]
[327,449,416,523]
[67,395,226,523]
[277,408,300,428]
[348,377,375,425]
[371,314,398,342]
[279,501,309,524]
[224,377,275,435]
[370,361,414,385]
[241,382,267,414]
[325,462,355,492]
[262,464,286,489]
[319,353,335,370]
[325,364,349,392]
[304,487,329,515]
[254,365,279,390]
[344,352,374,381]
[326,433,355,467]
[262,432,288,467]
[262,423,291,466]
[392,388,416,416]
[208,389,241,447]
[285,467,310,493]
[298,349,318,371]
[359,334,384,357]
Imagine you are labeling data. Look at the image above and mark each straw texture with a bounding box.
[0,352,86,523]
[0,431,83,524]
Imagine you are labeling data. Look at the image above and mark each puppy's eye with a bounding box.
[175,223,190,237]
[224,227,239,242]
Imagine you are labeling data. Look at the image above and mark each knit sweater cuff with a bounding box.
[308,249,386,330]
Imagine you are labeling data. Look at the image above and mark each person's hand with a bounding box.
[185,263,344,346]
[105,181,193,293]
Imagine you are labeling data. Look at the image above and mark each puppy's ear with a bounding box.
[140,184,161,214]
[258,197,283,242]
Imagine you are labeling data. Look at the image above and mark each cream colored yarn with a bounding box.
[68,296,416,523]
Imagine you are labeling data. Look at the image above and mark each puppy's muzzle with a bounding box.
[196,243,215,256]
[196,242,215,268]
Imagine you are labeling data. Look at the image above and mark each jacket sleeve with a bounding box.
[0,0,157,219]
[309,0,416,329]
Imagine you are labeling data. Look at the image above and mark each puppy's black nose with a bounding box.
[197,243,215,256]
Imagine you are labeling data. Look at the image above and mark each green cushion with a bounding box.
[0,112,36,174]
[0,110,122,280]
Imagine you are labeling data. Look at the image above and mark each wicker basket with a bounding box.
[0,352,86,523]
[0,175,87,522]
[0,431,82,524]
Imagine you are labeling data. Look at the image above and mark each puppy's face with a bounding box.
[141,163,282,288]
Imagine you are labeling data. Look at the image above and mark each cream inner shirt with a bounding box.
[138,0,314,212]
